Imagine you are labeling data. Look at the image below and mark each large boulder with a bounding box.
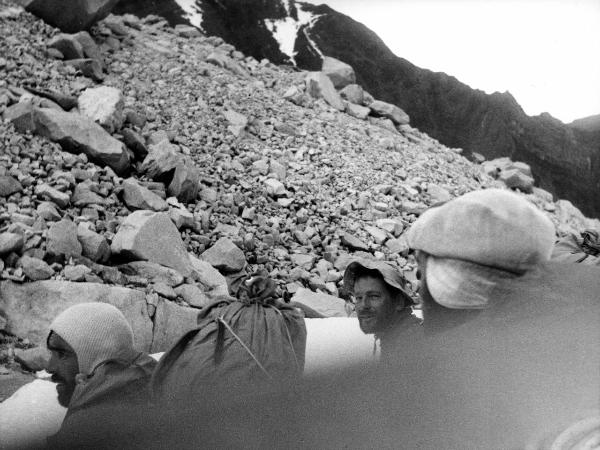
[188,254,229,295]
[77,86,124,133]
[140,140,182,182]
[291,287,348,318]
[305,72,345,111]
[339,84,364,105]
[33,108,129,175]
[167,163,200,203]
[19,255,54,281]
[0,233,24,256]
[111,210,193,276]
[3,101,35,133]
[77,224,111,263]
[46,219,82,259]
[200,237,246,273]
[0,176,23,197]
[47,34,85,60]
[21,0,120,33]
[0,281,153,352]
[150,299,199,353]
[322,56,356,89]
[369,100,410,125]
[499,169,534,193]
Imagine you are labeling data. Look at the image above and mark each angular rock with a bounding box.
[305,72,344,111]
[427,184,452,204]
[140,140,182,182]
[174,24,202,38]
[252,159,269,175]
[345,102,370,120]
[152,282,177,300]
[274,121,297,136]
[47,34,84,60]
[0,175,23,197]
[121,128,148,159]
[264,178,286,197]
[199,187,217,203]
[150,298,199,353]
[34,183,70,208]
[169,207,195,230]
[119,261,184,287]
[291,287,348,318]
[386,236,410,255]
[471,152,486,163]
[293,230,309,246]
[241,207,256,221]
[36,202,61,221]
[269,160,287,181]
[482,157,513,178]
[64,264,92,281]
[46,219,82,259]
[401,200,427,216]
[14,347,51,372]
[223,109,248,128]
[0,233,24,256]
[499,169,534,193]
[147,130,170,146]
[25,86,78,111]
[167,163,200,203]
[111,210,192,276]
[201,237,246,273]
[339,84,364,104]
[341,232,369,251]
[376,218,403,234]
[65,58,104,81]
[20,255,54,280]
[24,0,120,33]
[290,253,315,270]
[174,283,210,308]
[189,254,229,295]
[282,85,307,106]
[122,178,168,211]
[3,101,35,133]
[533,187,554,203]
[72,181,105,206]
[322,56,356,89]
[33,108,129,175]
[506,161,532,177]
[0,280,152,351]
[77,224,111,263]
[78,86,124,133]
[103,15,129,36]
[365,225,388,244]
[73,30,103,63]
[369,100,410,125]
[206,52,249,78]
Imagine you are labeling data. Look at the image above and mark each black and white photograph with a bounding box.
[0,0,599,448]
